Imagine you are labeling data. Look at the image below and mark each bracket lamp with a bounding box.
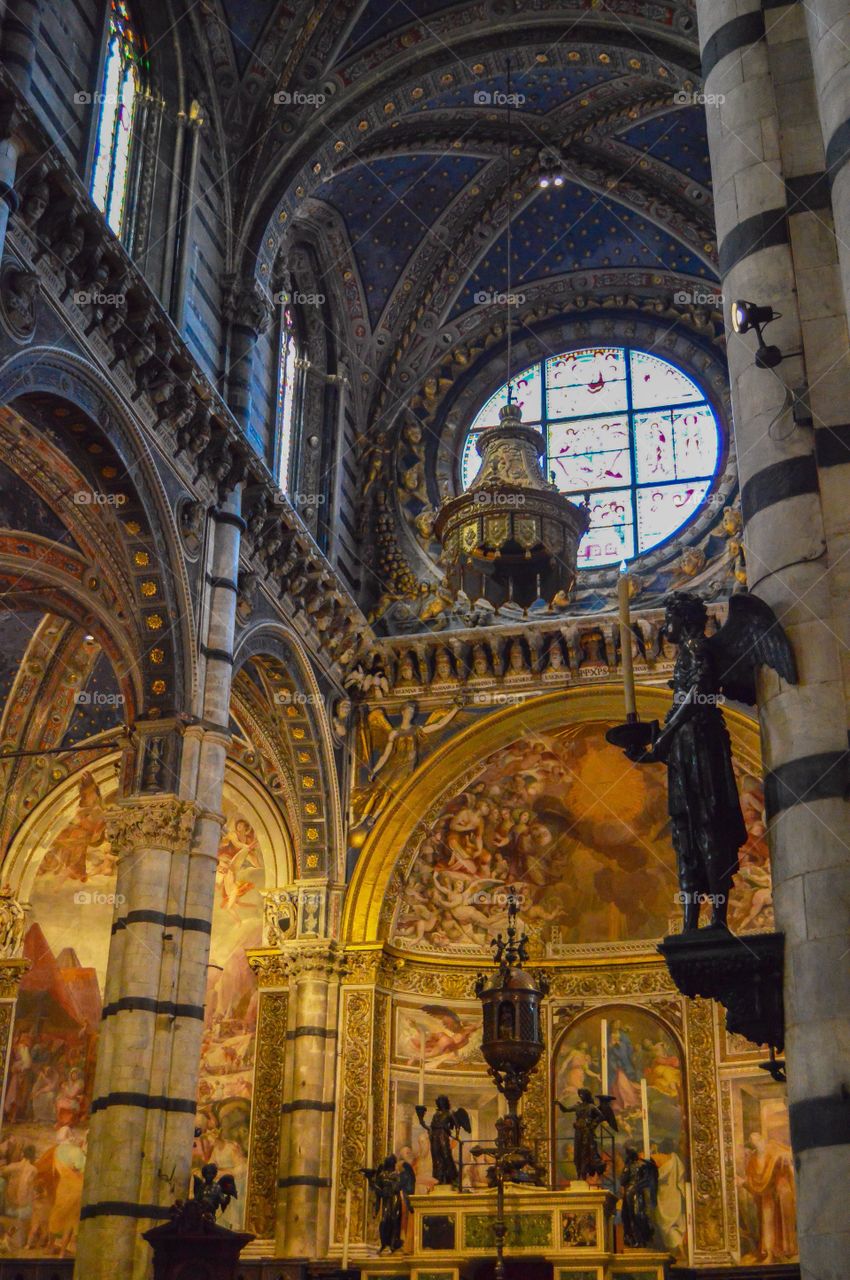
[731,299,784,369]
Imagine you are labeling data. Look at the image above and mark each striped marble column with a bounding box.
[275,943,344,1260]
[75,494,243,1280]
[224,277,272,441]
[696,5,850,1277]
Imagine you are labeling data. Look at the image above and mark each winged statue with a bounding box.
[620,1145,660,1247]
[192,1162,238,1220]
[555,1087,617,1182]
[415,1095,472,1186]
[608,590,797,931]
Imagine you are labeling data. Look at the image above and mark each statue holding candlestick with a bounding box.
[607,591,796,931]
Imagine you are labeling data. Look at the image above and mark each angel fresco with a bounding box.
[351,702,460,828]
[397,1005,479,1068]
[614,592,797,931]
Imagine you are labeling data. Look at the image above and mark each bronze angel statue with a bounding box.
[609,591,797,931]
[415,1095,471,1186]
[192,1162,238,1220]
[555,1088,617,1181]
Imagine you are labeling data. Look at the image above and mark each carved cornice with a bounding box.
[104,797,199,855]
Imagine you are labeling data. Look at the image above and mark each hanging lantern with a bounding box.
[434,401,589,610]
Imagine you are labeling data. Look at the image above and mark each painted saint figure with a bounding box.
[415,1095,471,1187]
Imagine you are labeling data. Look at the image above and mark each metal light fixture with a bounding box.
[731,299,784,368]
[538,145,566,188]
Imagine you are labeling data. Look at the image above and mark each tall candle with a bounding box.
[418,1046,426,1107]
[640,1077,650,1157]
[600,1018,608,1097]
[342,1187,352,1271]
[618,562,637,718]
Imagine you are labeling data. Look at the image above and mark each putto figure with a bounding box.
[620,1145,659,1247]
[612,591,796,930]
[555,1087,617,1181]
[415,1095,471,1186]
[192,1162,237,1221]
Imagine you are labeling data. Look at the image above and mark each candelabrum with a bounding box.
[475,887,549,1279]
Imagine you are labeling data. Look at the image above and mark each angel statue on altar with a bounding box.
[556,1087,617,1182]
[610,591,797,931]
[415,1095,471,1187]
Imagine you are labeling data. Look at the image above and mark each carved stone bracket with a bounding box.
[104,797,200,856]
[658,930,784,1051]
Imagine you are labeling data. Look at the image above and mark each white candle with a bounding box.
[640,1077,650,1157]
[342,1187,352,1270]
[600,1018,608,1096]
[366,1094,374,1167]
[618,563,637,718]
[418,1048,426,1107]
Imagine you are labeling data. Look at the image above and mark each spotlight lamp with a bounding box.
[730,299,788,369]
[538,145,566,190]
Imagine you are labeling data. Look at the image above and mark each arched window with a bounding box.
[276,303,301,492]
[91,1,142,236]
[460,346,721,569]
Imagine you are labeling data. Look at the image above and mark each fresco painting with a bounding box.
[0,771,116,1257]
[394,1002,482,1071]
[192,802,265,1229]
[731,1077,797,1264]
[553,1005,687,1259]
[392,724,772,952]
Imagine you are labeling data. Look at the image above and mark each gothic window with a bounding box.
[91,0,142,236]
[460,346,721,568]
[276,304,301,492]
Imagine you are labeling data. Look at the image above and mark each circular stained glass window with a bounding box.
[459,346,721,569]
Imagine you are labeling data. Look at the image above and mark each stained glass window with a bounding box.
[460,346,720,569]
[91,1,141,236]
[276,306,299,492]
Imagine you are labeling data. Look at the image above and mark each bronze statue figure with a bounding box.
[415,1095,471,1186]
[610,591,796,930]
[555,1087,617,1181]
[620,1145,659,1247]
[361,1155,405,1253]
[192,1162,237,1221]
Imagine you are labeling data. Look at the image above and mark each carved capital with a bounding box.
[223,275,273,338]
[0,888,27,960]
[343,946,402,988]
[248,941,347,986]
[0,957,30,998]
[105,796,199,855]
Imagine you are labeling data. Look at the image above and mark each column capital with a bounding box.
[0,957,29,998]
[343,945,402,988]
[247,940,346,986]
[223,274,273,338]
[104,795,199,855]
[0,886,26,961]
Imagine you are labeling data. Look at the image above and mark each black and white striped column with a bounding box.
[697,4,850,1277]
[75,495,243,1279]
[275,943,343,1259]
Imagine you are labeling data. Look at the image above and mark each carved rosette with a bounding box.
[104,797,199,854]
[244,989,288,1239]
